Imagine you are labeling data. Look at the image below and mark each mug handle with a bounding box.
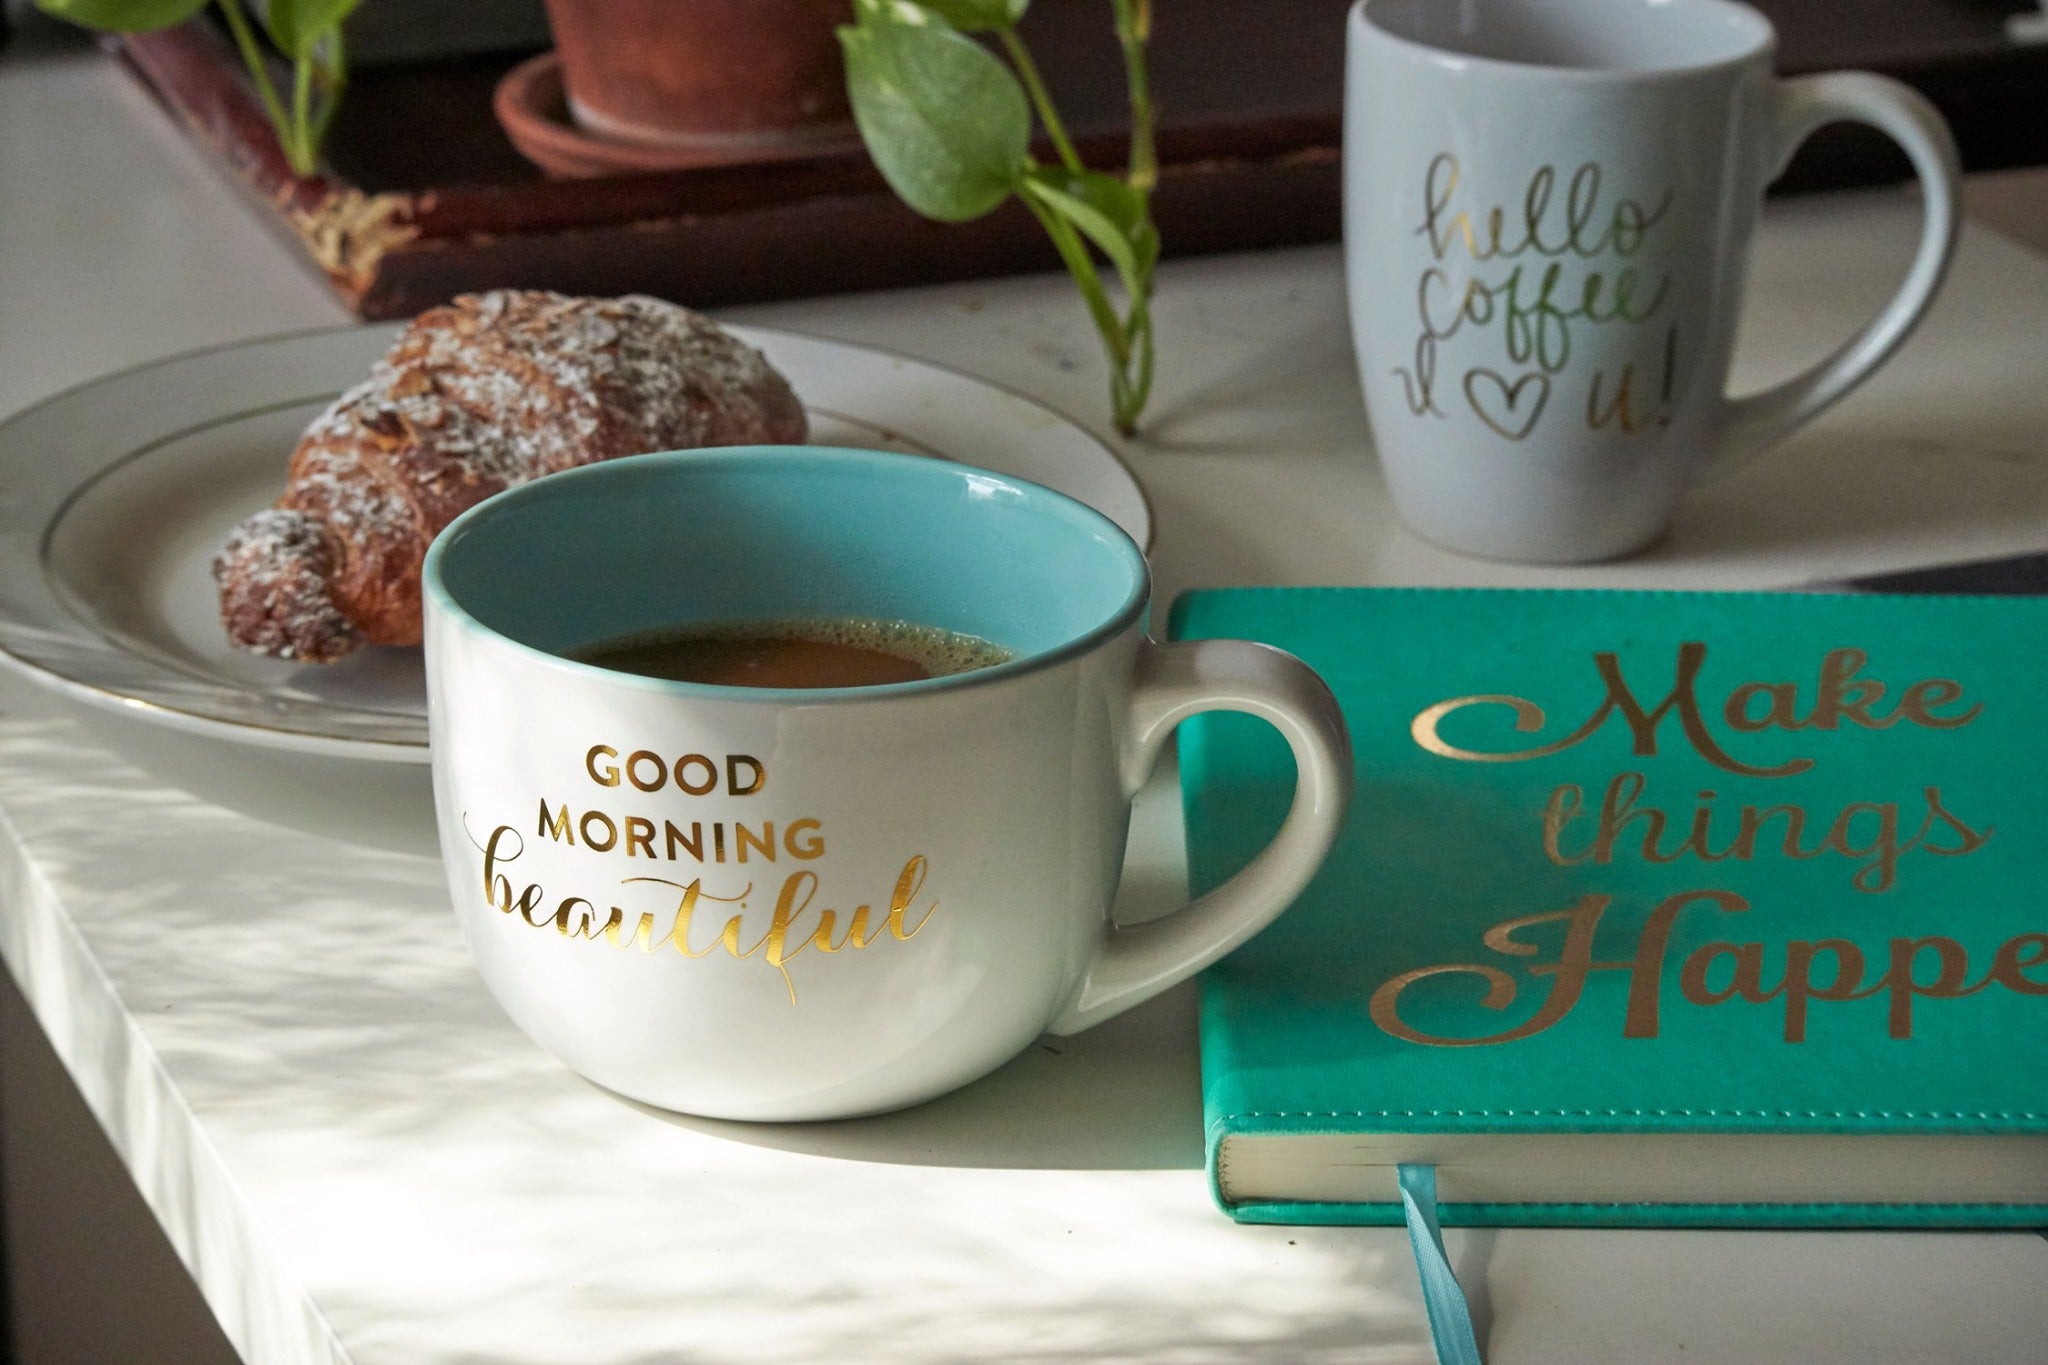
[1709,72,1960,476]
[1047,638,1353,1035]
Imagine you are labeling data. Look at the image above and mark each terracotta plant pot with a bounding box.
[543,0,856,152]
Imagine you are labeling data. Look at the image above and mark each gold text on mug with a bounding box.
[469,820,937,1003]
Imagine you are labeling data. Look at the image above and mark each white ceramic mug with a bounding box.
[1345,0,1960,563]
[423,447,1352,1121]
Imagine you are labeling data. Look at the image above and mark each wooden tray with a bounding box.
[115,0,2048,320]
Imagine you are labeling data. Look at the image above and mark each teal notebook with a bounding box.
[1171,587,2048,1228]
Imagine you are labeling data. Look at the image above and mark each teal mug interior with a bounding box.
[422,446,1149,693]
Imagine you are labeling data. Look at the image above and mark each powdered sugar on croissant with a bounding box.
[214,291,807,662]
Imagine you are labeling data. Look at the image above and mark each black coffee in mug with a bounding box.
[568,617,1014,689]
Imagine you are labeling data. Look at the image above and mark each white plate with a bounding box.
[0,325,1150,765]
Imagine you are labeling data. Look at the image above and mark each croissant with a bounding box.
[213,291,808,663]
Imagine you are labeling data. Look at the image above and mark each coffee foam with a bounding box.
[581,617,1014,678]
[738,617,1014,677]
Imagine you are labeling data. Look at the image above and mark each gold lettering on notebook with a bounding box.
[1413,643,1980,777]
[1368,640,2014,1047]
[1369,893,2048,1047]
[1539,774,1992,893]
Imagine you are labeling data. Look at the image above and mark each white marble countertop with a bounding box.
[4,29,2048,1365]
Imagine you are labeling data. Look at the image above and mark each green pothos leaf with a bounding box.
[839,12,1030,223]
[908,0,1028,32]
[33,0,208,33]
[262,0,363,59]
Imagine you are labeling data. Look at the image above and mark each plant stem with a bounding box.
[1025,193,1128,372]
[998,24,1083,174]
[291,48,314,170]
[1110,0,1156,193]
[1109,0,1157,433]
[1116,291,1153,435]
[1007,6,1159,436]
[307,28,347,151]
[215,0,312,174]
[1035,193,1149,437]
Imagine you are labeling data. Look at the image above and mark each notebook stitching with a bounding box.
[1175,585,2048,607]
[1232,1198,2048,1211]
[1223,1109,2046,1120]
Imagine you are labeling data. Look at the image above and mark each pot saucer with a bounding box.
[493,52,864,179]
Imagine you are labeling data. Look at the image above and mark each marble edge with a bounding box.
[0,796,351,1365]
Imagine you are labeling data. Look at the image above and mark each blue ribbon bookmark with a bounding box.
[1397,1163,1484,1365]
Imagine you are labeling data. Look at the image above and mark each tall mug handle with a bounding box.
[1710,72,1960,475]
[1047,638,1353,1036]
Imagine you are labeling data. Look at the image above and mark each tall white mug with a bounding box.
[1345,0,1960,562]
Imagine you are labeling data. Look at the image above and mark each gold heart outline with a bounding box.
[1463,369,1551,442]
